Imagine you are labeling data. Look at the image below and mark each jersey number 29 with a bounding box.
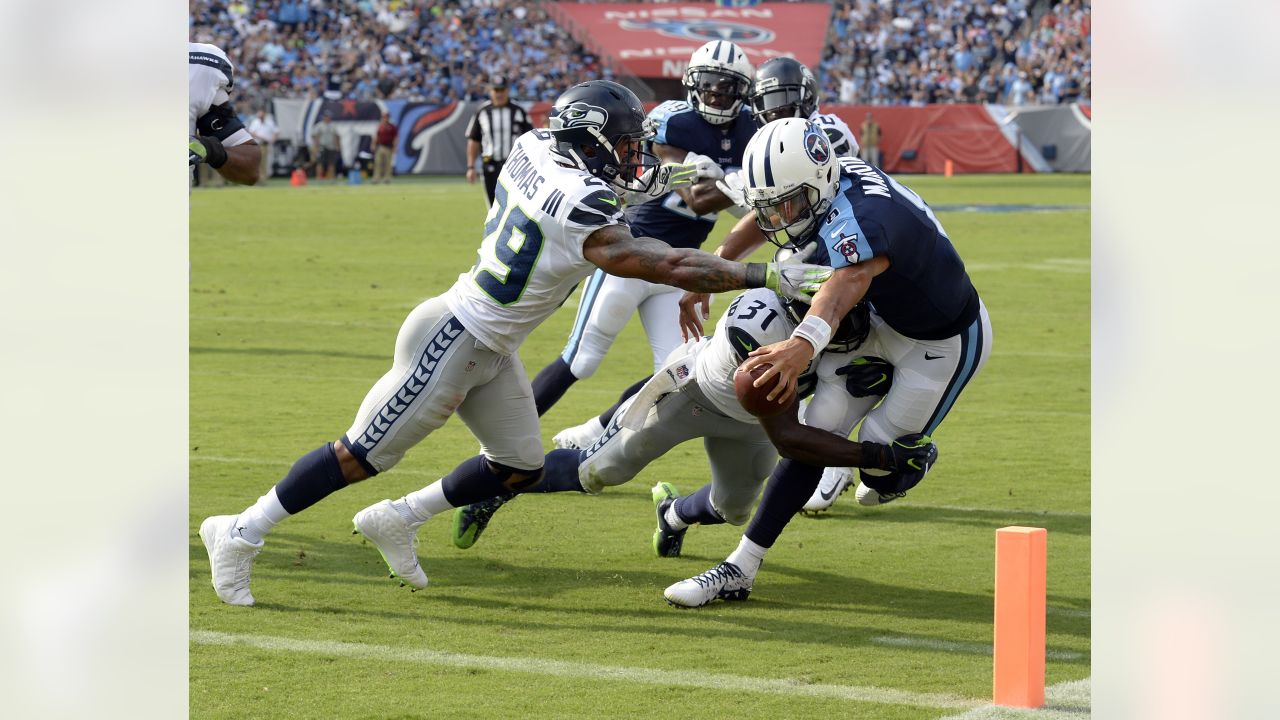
[473,183,545,305]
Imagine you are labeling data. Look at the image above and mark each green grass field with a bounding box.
[190,174,1089,719]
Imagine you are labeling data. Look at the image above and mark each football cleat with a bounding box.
[855,481,907,506]
[801,466,854,515]
[552,417,605,450]
[664,561,754,608]
[199,514,263,606]
[452,494,512,550]
[651,482,686,557]
[352,500,428,589]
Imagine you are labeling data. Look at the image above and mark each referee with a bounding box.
[465,75,532,206]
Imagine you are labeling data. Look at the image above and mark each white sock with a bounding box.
[234,488,289,544]
[401,481,453,522]
[664,503,689,531]
[725,535,767,577]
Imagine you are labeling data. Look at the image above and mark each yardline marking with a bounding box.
[870,636,1085,662]
[936,677,1091,719]
[190,630,982,710]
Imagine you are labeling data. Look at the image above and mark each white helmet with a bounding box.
[742,118,840,248]
[683,41,754,126]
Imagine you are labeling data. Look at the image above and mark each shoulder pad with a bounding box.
[649,100,694,145]
[190,48,235,88]
[725,326,761,364]
[566,187,624,226]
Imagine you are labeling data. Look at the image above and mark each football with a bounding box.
[734,363,789,418]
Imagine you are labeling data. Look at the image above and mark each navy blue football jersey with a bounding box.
[626,100,757,250]
[812,157,980,340]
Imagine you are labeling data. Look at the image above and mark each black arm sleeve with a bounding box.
[196,102,247,142]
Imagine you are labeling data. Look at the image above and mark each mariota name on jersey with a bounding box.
[503,140,547,200]
[838,156,890,198]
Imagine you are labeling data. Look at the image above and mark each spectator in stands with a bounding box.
[372,111,398,184]
[859,112,882,167]
[312,112,341,181]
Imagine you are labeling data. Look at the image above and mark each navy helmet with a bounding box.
[548,80,658,194]
[750,57,819,127]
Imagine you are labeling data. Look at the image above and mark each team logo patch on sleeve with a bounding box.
[803,125,831,164]
[833,234,860,263]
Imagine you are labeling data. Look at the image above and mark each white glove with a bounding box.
[621,161,699,205]
[715,169,749,209]
[765,261,833,302]
[683,152,725,181]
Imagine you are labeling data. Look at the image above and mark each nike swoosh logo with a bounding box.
[924,352,944,360]
[819,485,840,501]
[600,196,617,206]
[735,336,754,353]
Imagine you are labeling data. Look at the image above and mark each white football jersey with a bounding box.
[810,111,859,159]
[189,42,253,147]
[693,288,809,424]
[446,130,629,355]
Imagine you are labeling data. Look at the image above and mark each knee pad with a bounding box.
[710,496,749,526]
[485,459,544,493]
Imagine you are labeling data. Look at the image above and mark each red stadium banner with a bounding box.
[549,2,832,79]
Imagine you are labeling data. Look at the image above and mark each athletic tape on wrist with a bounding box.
[791,315,832,357]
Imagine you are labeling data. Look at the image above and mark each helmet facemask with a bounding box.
[751,183,827,249]
[750,84,811,127]
[684,68,751,125]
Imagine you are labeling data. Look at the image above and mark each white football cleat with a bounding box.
[552,417,606,450]
[801,466,854,514]
[199,514,263,606]
[664,561,754,608]
[353,500,428,589]
[855,481,906,506]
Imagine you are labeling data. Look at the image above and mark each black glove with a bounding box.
[835,356,893,397]
[189,135,228,168]
[887,432,937,474]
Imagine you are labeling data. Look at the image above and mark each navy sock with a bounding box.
[274,443,349,514]
[597,376,651,427]
[440,455,512,506]
[532,357,579,416]
[529,448,587,493]
[673,484,724,525]
[743,459,823,548]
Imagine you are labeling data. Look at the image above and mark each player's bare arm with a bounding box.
[742,256,890,403]
[582,223,757,294]
[757,402,895,469]
[218,140,262,185]
[652,142,735,216]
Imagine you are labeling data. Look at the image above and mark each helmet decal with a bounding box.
[803,125,831,165]
[554,102,609,131]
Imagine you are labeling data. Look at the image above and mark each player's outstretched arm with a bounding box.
[756,402,897,470]
[217,141,262,185]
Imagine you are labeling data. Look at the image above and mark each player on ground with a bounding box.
[532,41,758,447]
[665,118,993,608]
[198,81,834,606]
[450,288,936,557]
[189,41,260,185]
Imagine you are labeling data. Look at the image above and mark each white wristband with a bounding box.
[791,315,832,358]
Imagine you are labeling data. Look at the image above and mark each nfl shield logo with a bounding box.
[721,138,732,151]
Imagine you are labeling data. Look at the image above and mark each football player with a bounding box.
[189,41,260,185]
[665,119,993,608]
[198,82,834,606]
[450,288,936,557]
[531,41,758,445]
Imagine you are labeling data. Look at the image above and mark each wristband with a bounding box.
[791,315,832,357]
[744,262,767,289]
[201,136,228,168]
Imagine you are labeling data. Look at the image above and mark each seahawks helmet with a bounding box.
[750,57,819,127]
[548,80,659,194]
[783,296,871,353]
[683,41,754,126]
[742,118,840,249]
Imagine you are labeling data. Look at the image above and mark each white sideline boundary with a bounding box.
[871,636,1085,661]
[936,677,1091,719]
[190,630,982,710]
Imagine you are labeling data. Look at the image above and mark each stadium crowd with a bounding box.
[189,0,1090,111]
[820,0,1090,105]
[188,0,607,112]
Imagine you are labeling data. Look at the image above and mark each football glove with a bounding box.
[715,169,749,208]
[887,433,937,474]
[835,356,894,397]
[622,161,700,205]
[764,261,832,302]
[683,151,725,181]
[189,135,228,168]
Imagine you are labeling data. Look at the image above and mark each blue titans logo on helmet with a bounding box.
[618,19,775,44]
[803,125,831,164]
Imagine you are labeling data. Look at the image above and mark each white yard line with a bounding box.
[935,677,1091,719]
[190,630,983,710]
[871,636,1085,661]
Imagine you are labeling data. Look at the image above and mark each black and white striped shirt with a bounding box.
[466,101,532,163]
